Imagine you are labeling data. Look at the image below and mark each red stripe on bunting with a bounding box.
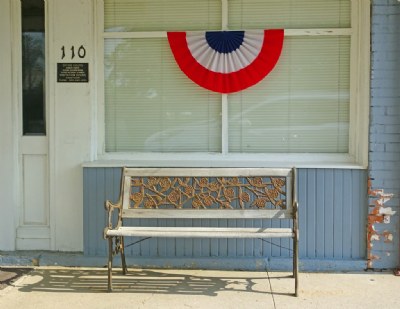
[167,29,284,94]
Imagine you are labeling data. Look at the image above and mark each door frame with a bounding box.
[11,0,54,250]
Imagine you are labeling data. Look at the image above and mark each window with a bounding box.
[99,0,369,167]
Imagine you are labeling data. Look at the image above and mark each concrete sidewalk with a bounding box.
[0,267,399,309]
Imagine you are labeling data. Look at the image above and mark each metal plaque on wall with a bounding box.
[57,63,89,83]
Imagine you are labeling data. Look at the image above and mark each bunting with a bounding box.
[167,29,284,94]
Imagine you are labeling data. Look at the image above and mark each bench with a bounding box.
[104,167,299,296]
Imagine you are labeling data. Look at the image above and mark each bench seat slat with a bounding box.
[106,226,294,238]
[122,209,292,219]
[123,167,292,178]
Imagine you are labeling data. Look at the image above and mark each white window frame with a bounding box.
[92,0,370,169]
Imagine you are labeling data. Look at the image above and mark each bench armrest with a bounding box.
[103,200,123,239]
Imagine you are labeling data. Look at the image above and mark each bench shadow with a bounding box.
[16,268,294,296]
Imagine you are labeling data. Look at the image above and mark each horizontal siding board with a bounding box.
[228,219,236,257]
[342,170,352,259]
[359,171,368,258]
[307,169,316,258]
[333,170,344,259]
[271,217,280,257]
[254,219,262,257]
[175,218,185,257]
[351,171,361,258]
[149,219,158,256]
[184,218,193,257]
[86,168,97,256]
[201,219,210,257]
[316,169,325,258]
[210,219,219,257]
[193,218,202,257]
[218,219,228,257]
[158,219,167,257]
[324,169,334,258]
[97,168,106,256]
[83,167,367,266]
[238,220,246,257]
[298,169,308,257]
[83,168,90,256]
[280,219,291,258]
[167,219,176,257]
[261,219,271,256]
[104,167,116,256]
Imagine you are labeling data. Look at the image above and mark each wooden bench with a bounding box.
[104,167,299,296]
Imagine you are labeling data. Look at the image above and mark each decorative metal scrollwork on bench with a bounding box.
[129,176,287,210]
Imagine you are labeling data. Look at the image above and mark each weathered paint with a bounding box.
[382,231,394,243]
[367,178,396,268]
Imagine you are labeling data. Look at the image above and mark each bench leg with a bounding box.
[120,236,128,275]
[108,237,113,292]
[293,199,299,297]
[293,232,299,297]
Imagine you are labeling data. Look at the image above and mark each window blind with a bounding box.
[104,0,221,32]
[228,0,351,29]
[229,36,350,153]
[105,38,222,152]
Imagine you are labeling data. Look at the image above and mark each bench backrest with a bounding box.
[118,167,297,220]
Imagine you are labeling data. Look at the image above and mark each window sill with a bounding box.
[83,153,366,169]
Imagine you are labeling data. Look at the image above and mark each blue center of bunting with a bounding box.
[205,31,245,53]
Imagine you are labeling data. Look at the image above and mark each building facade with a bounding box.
[0,0,399,270]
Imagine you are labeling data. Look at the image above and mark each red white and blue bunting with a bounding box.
[167,29,284,94]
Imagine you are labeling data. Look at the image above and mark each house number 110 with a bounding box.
[61,45,86,59]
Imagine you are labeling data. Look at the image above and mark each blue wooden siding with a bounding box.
[83,168,367,264]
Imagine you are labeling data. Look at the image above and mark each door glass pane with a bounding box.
[22,0,46,135]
